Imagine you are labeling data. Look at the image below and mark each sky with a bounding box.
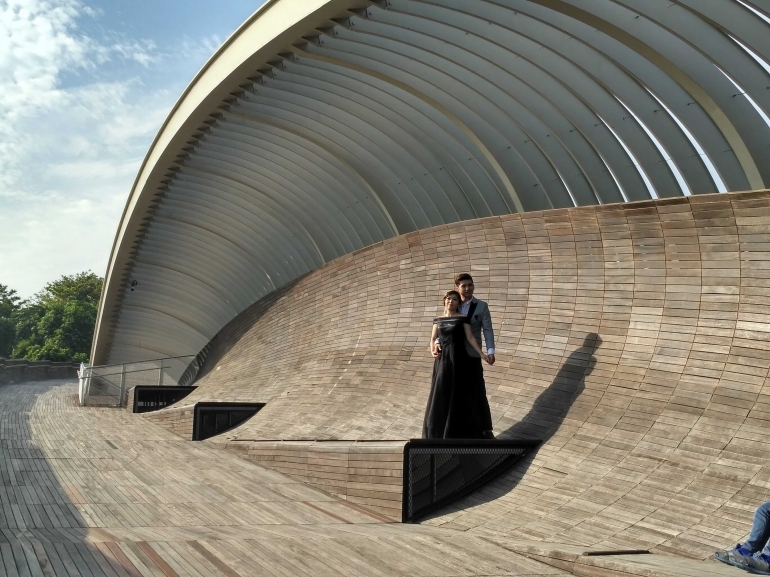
[0,0,264,299]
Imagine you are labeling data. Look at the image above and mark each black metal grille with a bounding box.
[192,403,264,441]
[132,386,196,413]
[402,439,541,522]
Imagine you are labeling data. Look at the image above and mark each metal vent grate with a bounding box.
[133,386,196,413]
[403,439,541,523]
[192,403,264,441]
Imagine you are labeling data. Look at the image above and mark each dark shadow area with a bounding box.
[191,276,306,384]
[0,379,96,575]
[402,438,541,523]
[419,333,601,520]
[133,385,196,413]
[192,402,265,440]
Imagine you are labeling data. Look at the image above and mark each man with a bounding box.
[715,501,770,574]
[434,273,495,439]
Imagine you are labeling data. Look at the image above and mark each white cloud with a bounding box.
[113,39,158,66]
[48,157,141,180]
[0,0,221,298]
[0,0,88,115]
[0,187,125,298]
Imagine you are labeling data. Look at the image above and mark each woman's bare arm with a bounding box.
[464,323,488,361]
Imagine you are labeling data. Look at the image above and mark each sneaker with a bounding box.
[714,545,754,569]
[746,553,770,575]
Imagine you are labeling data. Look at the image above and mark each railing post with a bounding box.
[119,364,126,407]
[83,367,90,406]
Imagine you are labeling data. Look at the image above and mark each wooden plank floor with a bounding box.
[0,380,566,577]
[157,191,770,562]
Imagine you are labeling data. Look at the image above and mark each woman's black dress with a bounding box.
[423,316,493,439]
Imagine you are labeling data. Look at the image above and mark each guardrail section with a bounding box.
[79,355,200,407]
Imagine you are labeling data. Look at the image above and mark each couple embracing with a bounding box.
[423,273,495,440]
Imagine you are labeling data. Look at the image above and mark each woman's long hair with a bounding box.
[443,290,462,316]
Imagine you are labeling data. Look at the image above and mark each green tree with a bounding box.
[10,302,45,357]
[8,272,103,363]
[0,317,14,358]
[0,284,20,318]
[0,284,21,358]
[21,300,97,362]
[39,272,103,306]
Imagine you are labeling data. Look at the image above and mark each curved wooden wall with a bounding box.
[182,190,770,557]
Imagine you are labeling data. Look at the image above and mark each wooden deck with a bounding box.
[0,379,569,577]
[133,191,770,563]
[1,380,749,576]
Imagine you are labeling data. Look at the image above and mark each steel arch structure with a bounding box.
[92,0,770,364]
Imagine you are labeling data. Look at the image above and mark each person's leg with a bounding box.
[715,501,770,571]
[467,356,493,437]
[743,503,770,575]
[745,502,770,553]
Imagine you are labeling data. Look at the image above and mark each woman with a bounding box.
[423,290,490,439]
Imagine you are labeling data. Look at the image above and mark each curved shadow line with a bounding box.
[422,332,601,519]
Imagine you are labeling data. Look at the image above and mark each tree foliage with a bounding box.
[0,284,20,358]
[1,272,103,363]
[0,317,14,358]
[39,272,103,306]
[0,284,20,318]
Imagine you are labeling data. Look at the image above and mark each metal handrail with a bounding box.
[86,354,197,370]
[79,354,201,407]
[81,362,180,378]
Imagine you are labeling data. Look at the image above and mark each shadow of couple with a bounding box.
[426,332,602,518]
[500,332,600,441]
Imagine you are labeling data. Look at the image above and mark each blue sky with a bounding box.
[0,0,264,298]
